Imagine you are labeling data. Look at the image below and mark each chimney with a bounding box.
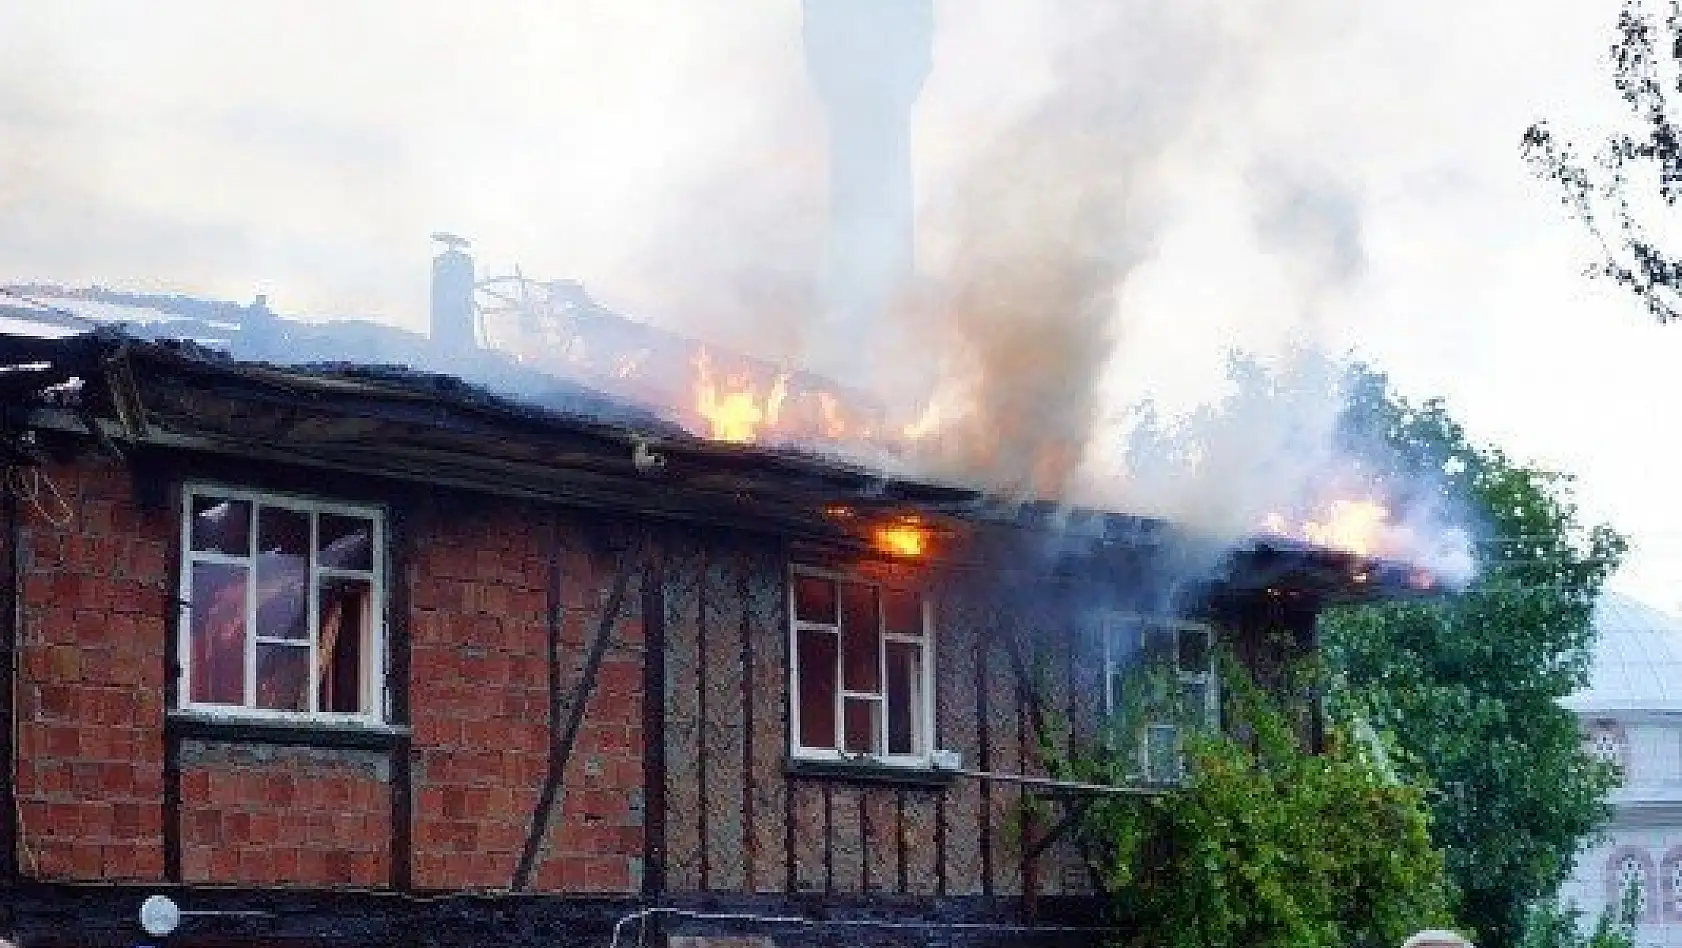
[430,232,478,351]
[803,0,933,382]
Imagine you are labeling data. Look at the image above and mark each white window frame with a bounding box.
[1101,613,1217,782]
[177,483,388,725]
[787,564,935,769]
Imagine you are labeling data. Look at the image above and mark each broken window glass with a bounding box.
[318,514,374,571]
[790,568,931,763]
[255,643,309,711]
[885,640,923,755]
[181,489,383,721]
[190,496,250,556]
[882,589,921,637]
[189,562,247,705]
[843,697,882,755]
[839,581,880,693]
[318,576,371,714]
[794,575,837,624]
[797,629,838,749]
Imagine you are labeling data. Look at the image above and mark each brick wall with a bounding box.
[180,742,390,886]
[14,457,168,881]
[408,501,646,894]
[10,452,648,894]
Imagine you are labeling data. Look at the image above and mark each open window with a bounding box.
[1102,614,1216,783]
[178,486,385,723]
[789,567,933,767]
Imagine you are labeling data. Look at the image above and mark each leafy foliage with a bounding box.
[1047,653,1456,948]
[1516,894,1636,948]
[1321,365,1626,948]
[1524,0,1682,322]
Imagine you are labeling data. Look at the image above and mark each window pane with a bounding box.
[797,629,838,749]
[1178,627,1211,674]
[794,575,836,624]
[1108,617,1141,665]
[257,506,308,556]
[189,562,248,705]
[886,641,923,755]
[1107,669,1128,714]
[318,577,371,714]
[843,697,882,755]
[255,508,310,641]
[1145,725,1179,782]
[1181,680,1211,726]
[190,496,250,556]
[319,514,375,572]
[840,581,880,692]
[883,589,921,637]
[255,643,309,712]
[1142,623,1175,666]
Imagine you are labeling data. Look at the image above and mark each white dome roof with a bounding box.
[1563,593,1682,714]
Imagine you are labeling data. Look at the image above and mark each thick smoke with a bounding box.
[871,3,1217,499]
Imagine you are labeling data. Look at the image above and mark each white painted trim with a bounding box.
[1100,612,1217,780]
[177,483,387,725]
[787,564,934,768]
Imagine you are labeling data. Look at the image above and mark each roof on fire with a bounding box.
[0,296,1432,609]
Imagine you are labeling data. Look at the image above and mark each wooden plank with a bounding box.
[662,536,704,892]
[936,580,983,896]
[744,541,788,893]
[986,619,1023,897]
[700,545,747,892]
[901,789,940,896]
[789,779,827,893]
[863,788,897,894]
[829,783,864,895]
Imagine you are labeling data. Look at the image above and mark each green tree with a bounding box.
[1320,364,1626,948]
[1120,354,1623,947]
[1050,653,1456,948]
[1517,897,1635,948]
[1523,0,1682,322]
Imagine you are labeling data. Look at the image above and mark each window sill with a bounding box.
[167,711,410,752]
[785,756,958,789]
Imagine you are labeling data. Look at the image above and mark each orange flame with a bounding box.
[694,349,789,444]
[873,519,929,558]
[1263,499,1391,558]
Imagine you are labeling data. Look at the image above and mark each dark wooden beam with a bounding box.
[512,531,641,891]
[640,541,668,898]
[0,467,20,881]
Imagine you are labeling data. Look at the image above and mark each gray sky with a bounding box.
[4,1,1678,608]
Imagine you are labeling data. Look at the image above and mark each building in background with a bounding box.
[1560,594,1682,946]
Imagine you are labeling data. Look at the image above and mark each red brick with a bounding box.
[99,763,134,795]
[181,770,210,802]
[183,845,211,882]
[272,847,301,880]
[187,810,220,845]
[110,803,143,840]
[249,811,281,845]
[42,725,79,757]
[70,842,101,877]
[133,845,163,879]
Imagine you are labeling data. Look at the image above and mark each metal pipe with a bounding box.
[948,766,1166,797]
[609,907,1126,948]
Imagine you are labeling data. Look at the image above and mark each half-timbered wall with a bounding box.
[658,544,1119,901]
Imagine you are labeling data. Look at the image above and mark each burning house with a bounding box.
[0,243,1440,948]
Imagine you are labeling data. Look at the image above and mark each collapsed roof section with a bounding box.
[0,326,1434,611]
